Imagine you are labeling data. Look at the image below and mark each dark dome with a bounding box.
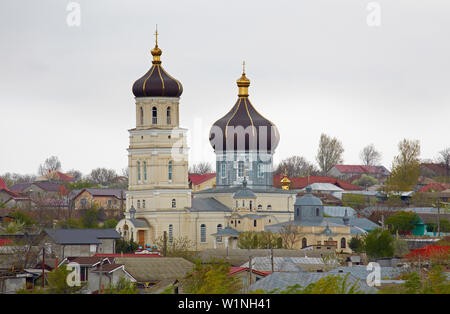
[209,71,279,152]
[132,44,183,98]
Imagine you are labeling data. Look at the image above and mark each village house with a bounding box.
[72,188,126,212]
[188,173,216,192]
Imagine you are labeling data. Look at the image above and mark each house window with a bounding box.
[217,224,222,243]
[152,106,157,124]
[200,224,206,243]
[137,161,141,181]
[167,106,171,125]
[137,200,141,209]
[302,238,307,248]
[341,238,346,249]
[107,199,112,208]
[221,164,226,178]
[144,161,147,181]
[140,106,144,125]
[238,161,244,178]
[257,204,262,210]
[80,198,87,208]
[171,199,176,209]
[168,161,173,181]
[169,224,173,243]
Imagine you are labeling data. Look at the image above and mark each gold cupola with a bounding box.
[236,61,250,97]
[151,28,162,64]
[281,168,291,190]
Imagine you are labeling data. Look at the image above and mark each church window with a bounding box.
[341,238,346,249]
[216,224,222,243]
[238,161,244,177]
[257,163,264,177]
[221,164,226,178]
[267,205,272,210]
[169,225,173,243]
[254,220,257,227]
[296,208,299,217]
[236,201,238,208]
[302,238,307,248]
[242,200,245,207]
[249,200,252,210]
[142,200,146,208]
[167,106,171,124]
[140,107,144,125]
[257,204,262,210]
[200,224,206,243]
[171,198,176,209]
[316,208,320,216]
[137,200,141,209]
[137,161,141,181]
[152,106,157,124]
[168,161,173,181]
[143,161,147,181]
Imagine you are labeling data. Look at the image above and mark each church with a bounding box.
[115,33,374,252]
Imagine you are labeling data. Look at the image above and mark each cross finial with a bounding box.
[242,60,246,74]
[154,24,158,47]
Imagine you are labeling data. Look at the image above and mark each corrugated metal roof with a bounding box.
[44,228,121,244]
[188,197,232,212]
[324,206,356,217]
[328,266,407,280]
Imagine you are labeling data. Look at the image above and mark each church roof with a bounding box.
[294,186,323,206]
[189,197,232,212]
[132,31,182,98]
[209,66,279,152]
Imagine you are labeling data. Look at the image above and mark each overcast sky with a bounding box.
[0,0,449,176]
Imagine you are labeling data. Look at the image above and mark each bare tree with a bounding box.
[66,169,82,182]
[189,162,214,174]
[38,156,62,176]
[316,133,344,175]
[121,167,129,179]
[278,223,303,249]
[360,144,382,166]
[436,147,450,179]
[88,168,118,186]
[275,156,319,177]
[1,172,36,186]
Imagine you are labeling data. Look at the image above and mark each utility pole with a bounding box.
[437,200,441,237]
[248,255,252,292]
[98,258,103,294]
[163,231,168,257]
[270,247,274,273]
[41,247,45,289]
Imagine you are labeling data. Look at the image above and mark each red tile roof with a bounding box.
[0,177,8,191]
[421,163,448,176]
[189,173,216,186]
[0,239,11,246]
[228,267,271,277]
[273,174,363,191]
[94,253,163,258]
[418,182,450,193]
[405,245,450,258]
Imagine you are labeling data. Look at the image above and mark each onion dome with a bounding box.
[280,168,291,190]
[295,186,323,206]
[209,63,279,152]
[132,29,183,98]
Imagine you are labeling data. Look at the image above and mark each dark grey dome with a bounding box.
[294,186,323,206]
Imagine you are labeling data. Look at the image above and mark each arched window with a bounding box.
[221,163,226,178]
[316,208,320,216]
[140,107,144,125]
[171,198,176,209]
[166,106,171,125]
[257,163,264,177]
[238,161,244,177]
[169,224,173,243]
[142,200,146,208]
[302,238,307,248]
[143,161,147,181]
[257,204,262,210]
[168,161,173,181]
[137,200,141,209]
[341,237,346,249]
[253,220,257,227]
[242,200,245,207]
[249,200,252,210]
[296,208,300,217]
[217,224,222,243]
[137,161,141,181]
[267,205,272,210]
[200,224,206,243]
[152,106,157,124]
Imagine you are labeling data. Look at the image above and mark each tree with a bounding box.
[1,172,36,187]
[385,139,421,191]
[436,147,450,181]
[45,265,85,294]
[237,231,281,249]
[115,238,139,253]
[102,219,118,229]
[103,277,139,294]
[359,144,382,166]
[189,162,213,174]
[8,210,36,227]
[362,229,395,259]
[79,206,100,228]
[183,258,242,294]
[88,168,118,186]
[274,156,319,177]
[66,169,83,182]
[385,211,420,234]
[349,237,364,253]
[316,133,344,175]
[56,218,82,229]
[352,174,378,188]
[155,235,195,261]
[278,224,302,249]
[237,231,260,249]
[38,156,62,176]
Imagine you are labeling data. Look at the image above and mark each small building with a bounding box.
[188,173,216,192]
[228,267,270,292]
[72,188,126,212]
[0,268,35,293]
[42,229,121,259]
[88,263,136,293]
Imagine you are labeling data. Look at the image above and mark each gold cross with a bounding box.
[242,60,245,73]
[154,25,158,46]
